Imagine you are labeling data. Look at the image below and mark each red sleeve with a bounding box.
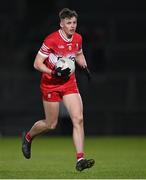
[38,37,54,57]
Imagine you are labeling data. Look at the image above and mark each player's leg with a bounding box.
[22,100,59,159]
[63,93,95,171]
[29,101,59,137]
[63,93,84,153]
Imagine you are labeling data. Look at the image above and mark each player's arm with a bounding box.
[75,51,87,68]
[33,53,52,75]
[76,51,92,81]
[34,53,69,78]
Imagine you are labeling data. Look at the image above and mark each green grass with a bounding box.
[0,136,146,179]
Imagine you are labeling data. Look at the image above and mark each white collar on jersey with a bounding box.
[59,29,73,42]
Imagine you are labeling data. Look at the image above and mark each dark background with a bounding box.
[1,0,146,136]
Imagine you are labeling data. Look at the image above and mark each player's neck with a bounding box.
[61,29,72,40]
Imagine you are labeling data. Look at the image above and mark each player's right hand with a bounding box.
[51,67,71,78]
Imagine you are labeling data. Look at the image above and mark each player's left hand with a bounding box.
[82,67,92,81]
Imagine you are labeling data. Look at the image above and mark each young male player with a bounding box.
[22,8,95,171]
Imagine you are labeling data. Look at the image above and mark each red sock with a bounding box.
[25,132,32,142]
[76,152,84,161]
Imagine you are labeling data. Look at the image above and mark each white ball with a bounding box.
[55,57,75,76]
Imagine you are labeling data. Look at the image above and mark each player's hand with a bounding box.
[82,67,92,81]
[51,67,61,77]
[51,67,71,78]
[60,67,71,77]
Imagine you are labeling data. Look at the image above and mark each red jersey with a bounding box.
[39,29,82,92]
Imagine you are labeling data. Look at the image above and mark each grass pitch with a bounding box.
[0,136,146,179]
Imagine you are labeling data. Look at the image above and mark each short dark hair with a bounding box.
[59,8,78,20]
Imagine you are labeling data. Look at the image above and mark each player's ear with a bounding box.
[60,21,63,28]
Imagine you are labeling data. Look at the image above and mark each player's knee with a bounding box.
[49,124,57,130]
[45,121,58,130]
[72,115,83,127]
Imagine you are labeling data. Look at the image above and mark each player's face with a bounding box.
[60,17,77,37]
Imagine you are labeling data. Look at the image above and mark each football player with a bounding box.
[22,8,95,171]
